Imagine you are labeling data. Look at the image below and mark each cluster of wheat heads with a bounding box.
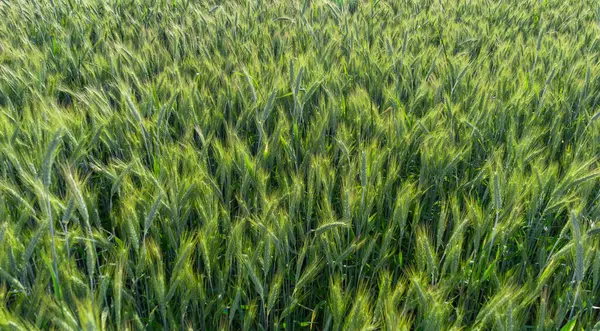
[1,0,600,329]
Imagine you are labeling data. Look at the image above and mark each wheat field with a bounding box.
[1,0,600,330]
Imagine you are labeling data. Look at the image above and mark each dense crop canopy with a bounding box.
[1,0,600,329]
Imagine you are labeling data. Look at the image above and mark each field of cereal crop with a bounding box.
[1,0,600,329]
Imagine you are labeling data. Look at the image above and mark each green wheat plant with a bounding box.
[1,0,600,329]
